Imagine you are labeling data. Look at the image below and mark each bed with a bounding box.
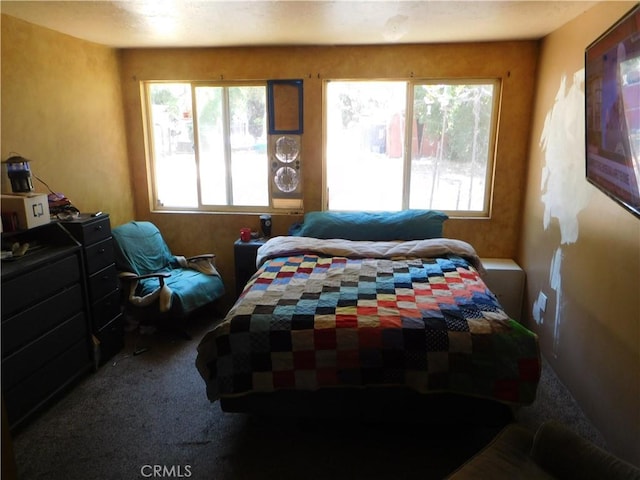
[196,211,540,421]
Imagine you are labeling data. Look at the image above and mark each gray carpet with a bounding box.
[10,314,605,480]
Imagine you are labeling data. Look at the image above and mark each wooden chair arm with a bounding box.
[135,273,172,281]
[186,254,216,261]
[118,271,171,286]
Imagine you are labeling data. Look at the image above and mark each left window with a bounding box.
[145,82,269,210]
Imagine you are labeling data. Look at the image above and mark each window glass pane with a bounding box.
[326,81,407,210]
[410,83,495,212]
[229,86,269,206]
[148,83,197,208]
[195,86,227,205]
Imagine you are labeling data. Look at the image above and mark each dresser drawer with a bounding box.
[1,254,81,317]
[88,264,119,303]
[2,311,88,391]
[63,215,112,246]
[95,314,124,366]
[84,237,115,275]
[4,339,90,428]
[91,289,122,331]
[2,283,84,356]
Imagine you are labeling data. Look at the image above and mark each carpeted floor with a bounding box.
[10,314,606,480]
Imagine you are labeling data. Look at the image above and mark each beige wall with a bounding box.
[120,42,538,301]
[1,15,134,226]
[520,2,640,465]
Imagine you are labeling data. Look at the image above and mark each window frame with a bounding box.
[322,78,501,218]
[143,80,281,214]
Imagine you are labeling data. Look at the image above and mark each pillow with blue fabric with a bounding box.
[290,210,448,241]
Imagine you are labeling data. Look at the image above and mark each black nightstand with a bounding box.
[234,237,267,298]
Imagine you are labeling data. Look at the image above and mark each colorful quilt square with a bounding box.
[314,328,337,350]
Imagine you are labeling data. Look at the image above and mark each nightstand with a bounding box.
[481,258,525,322]
[234,237,267,299]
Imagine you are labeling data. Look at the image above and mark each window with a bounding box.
[325,79,500,216]
[145,82,269,210]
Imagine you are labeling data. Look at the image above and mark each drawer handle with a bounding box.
[98,248,105,254]
[95,225,103,231]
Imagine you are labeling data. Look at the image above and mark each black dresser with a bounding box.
[61,214,124,366]
[1,222,93,430]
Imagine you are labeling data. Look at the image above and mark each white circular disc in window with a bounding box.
[274,166,299,192]
[274,135,300,163]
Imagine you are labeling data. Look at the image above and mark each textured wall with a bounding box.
[520,2,640,465]
[119,42,538,301]
[1,14,134,226]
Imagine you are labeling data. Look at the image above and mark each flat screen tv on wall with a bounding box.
[585,4,640,218]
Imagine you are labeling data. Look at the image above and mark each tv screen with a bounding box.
[585,5,640,218]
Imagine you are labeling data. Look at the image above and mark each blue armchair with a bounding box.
[111,221,225,333]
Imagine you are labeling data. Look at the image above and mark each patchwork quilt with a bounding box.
[196,237,540,406]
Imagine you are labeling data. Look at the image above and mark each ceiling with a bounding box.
[0,0,600,49]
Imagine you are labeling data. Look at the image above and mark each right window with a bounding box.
[325,79,500,216]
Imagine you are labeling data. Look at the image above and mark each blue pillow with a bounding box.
[291,210,448,241]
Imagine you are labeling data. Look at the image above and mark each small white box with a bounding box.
[1,193,50,230]
[481,258,525,321]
